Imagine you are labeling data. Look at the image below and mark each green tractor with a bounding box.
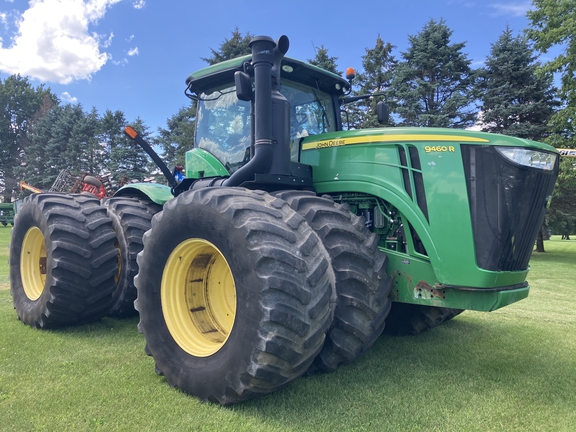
[9,35,559,404]
[0,202,15,226]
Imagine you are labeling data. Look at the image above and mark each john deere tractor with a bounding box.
[10,35,559,405]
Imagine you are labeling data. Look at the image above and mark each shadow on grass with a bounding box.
[44,316,141,337]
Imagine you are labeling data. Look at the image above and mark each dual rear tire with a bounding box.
[9,194,118,328]
[103,197,161,318]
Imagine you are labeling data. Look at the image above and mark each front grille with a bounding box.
[462,145,558,271]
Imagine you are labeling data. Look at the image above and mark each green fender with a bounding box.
[113,183,173,206]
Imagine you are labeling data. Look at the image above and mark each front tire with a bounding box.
[384,303,464,336]
[9,193,118,328]
[274,191,392,372]
[135,188,332,405]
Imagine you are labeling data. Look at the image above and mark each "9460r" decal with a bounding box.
[424,145,455,153]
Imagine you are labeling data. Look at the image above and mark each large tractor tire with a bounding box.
[134,188,333,405]
[9,193,118,328]
[274,191,392,372]
[384,303,464,336]
[103,196,162,318]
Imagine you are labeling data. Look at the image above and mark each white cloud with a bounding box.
[133,0,145,9]
[489,2,531,17]
[0,12,7,25]
[127,46,138,56]
[101,31,114,48]
[0,0,121,84]
[61,91,77,103]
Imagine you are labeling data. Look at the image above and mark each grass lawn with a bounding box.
[0,225,574,431]
[0,226,9,288]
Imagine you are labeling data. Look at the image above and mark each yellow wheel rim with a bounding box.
[20,226,47,301]
[162,239,237,357]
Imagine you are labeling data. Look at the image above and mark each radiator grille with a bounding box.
[462,145,558,271]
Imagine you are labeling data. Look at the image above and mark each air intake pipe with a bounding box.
[222,35,290,187]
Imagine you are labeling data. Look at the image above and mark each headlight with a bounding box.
[496,147,557,171]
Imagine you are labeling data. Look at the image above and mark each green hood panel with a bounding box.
[300,127,555,303]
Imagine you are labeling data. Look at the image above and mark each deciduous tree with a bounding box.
[527,0,576,132]
[0,75,56,200]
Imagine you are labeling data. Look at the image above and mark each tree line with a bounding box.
[0,77,156,198]
[1,8,575,236]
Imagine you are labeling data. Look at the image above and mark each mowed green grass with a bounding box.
[0,226,9,287]
[0,226,574,431]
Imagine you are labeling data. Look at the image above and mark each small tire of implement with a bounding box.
[103,196,162,318]
[134,188,333,405]
[9,193,118,328]
[384,303,464,336]
[274,190,392,372]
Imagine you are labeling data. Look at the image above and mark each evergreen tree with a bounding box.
[108,116,151,182]
[44,104,86,184]
[18,103,63,191]
[390,19,476,128]
[476,27,558,140]
[100,110,126,151]
[354,36,397,128]
[73,107,106,175]
[202,27,254,65]
[157,104,196,170]
[308,45,341,75]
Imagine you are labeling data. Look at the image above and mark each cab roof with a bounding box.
[186,55,350,96]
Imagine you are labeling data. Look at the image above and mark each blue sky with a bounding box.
[0,0,539,135]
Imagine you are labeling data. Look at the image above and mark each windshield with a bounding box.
[195,80,336,173]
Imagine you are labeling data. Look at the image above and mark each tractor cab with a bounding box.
[185,55,349,180]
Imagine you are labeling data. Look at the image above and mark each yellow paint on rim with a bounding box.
[161,238,236,357]
[20,226,47,301]
[302,134,490,151]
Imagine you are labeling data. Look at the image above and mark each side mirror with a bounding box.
[235,71,253,102]
[377,101,389,125]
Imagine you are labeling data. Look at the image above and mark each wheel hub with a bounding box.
[162,239,236,357]
[20,226,47,301]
